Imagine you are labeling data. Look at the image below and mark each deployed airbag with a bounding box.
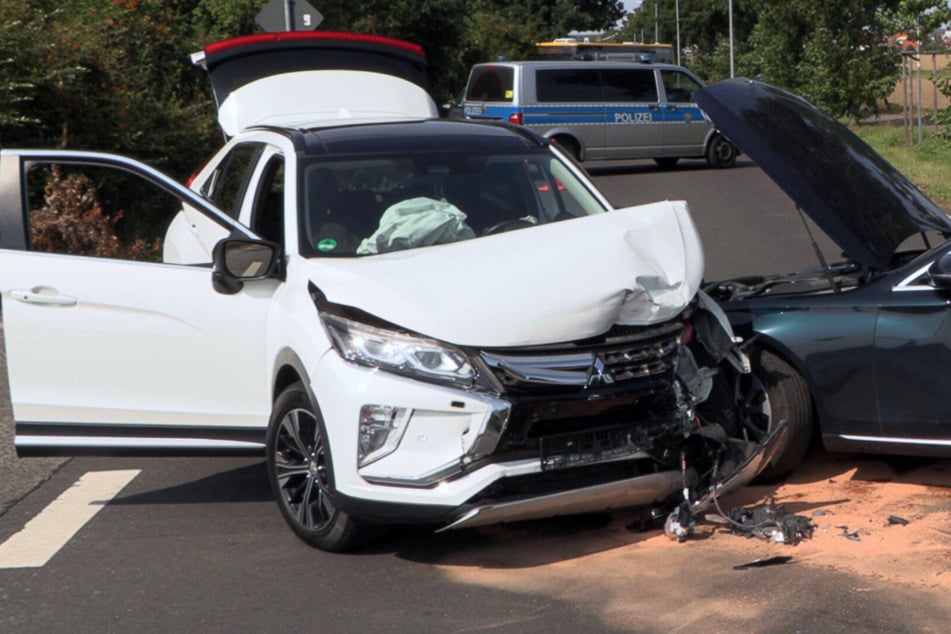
[357,197,476,255]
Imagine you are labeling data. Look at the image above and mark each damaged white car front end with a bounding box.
[301,201,779,535]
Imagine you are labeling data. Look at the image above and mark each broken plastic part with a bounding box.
[732,556,793,570]
[675,346,715,404]
[838,526,861,541]
[664,502,696,542]
[693,288,741,363]
[690,422,788,514]
[723,502,815,545]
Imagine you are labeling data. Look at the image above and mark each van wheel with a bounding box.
[551,136,580,161]
[653,157,680,169]
[706,134,737,168]
[266,383,381,551]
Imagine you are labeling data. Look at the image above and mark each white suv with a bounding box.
[0,32,779,550]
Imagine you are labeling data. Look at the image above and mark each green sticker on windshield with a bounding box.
[317,238,337,252]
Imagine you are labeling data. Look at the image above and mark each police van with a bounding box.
[462,61,737,168]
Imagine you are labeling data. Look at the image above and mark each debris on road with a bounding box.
[732,555,794,570]
[724,502,815,544]
[887,515,909,526]
[837,526,862,541]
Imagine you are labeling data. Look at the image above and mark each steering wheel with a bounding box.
[482,218,537,236]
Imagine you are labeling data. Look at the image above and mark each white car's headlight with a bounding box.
[322,314,479,389]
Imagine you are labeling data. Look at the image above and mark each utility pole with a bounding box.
[728,0,735,78]
[283,0,295,31]
[655,2,659,42]
[917,17,923,145]
[675,0,681,65]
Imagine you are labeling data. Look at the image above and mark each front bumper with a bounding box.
[331,422,785,529]
[313,351,683,501]
[440,469,687,530]
[312,306,766,530]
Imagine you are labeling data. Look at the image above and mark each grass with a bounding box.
[851,123,951,209]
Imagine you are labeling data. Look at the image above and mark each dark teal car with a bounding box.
[696,79,951,480]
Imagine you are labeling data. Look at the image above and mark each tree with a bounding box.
[623,1,915,120]
[617,0,759,81]
[884,0,951,51]
[0,0,628,174]
[743,1,904,120]
[0,0,241,176]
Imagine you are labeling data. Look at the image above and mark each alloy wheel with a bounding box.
[273,407,335,532]
[736,372,773,443]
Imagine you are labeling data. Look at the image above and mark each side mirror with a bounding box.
[212,238,281,295]
[928,252,951,291]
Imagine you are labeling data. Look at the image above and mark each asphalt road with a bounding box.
[2,158,948,633]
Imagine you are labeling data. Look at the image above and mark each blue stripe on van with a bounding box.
[468,103,707,127]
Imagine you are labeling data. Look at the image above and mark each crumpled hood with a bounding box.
[696,79,951,270]
[306,201,704,348]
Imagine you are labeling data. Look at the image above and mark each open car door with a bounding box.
[0,150,275,456]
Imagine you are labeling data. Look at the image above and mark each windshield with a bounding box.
[298,149,606,257]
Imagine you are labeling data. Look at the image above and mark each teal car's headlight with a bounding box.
[321,314,481,389]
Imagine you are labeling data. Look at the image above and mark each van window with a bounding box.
[536,69,602,103]
[601,69,658,102]
[466,66,514,102]
[661,70,703,104]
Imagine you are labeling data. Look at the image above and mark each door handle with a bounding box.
[10,288,78,307]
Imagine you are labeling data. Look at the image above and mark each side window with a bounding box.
[204,143,264,218]
[601,69,658,103]
[24,161,221,264]
[661,70,703,104]
[250,155,285,246]
[536,69,602,103]
[465,67,514,102]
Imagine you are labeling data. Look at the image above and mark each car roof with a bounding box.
[471,60,688,71]
[249,119,548,156]
[299,120,547,156]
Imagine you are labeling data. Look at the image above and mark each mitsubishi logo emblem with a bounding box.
[586,355,615,389]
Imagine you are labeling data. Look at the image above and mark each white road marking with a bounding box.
[0,469,141,569]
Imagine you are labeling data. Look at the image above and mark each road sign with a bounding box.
[255,0,323,32]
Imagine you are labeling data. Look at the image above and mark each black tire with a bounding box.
[653,157,680,169]
[266,382,380,551]
[551,135,580,161]
[705,133,737,169]
[735,349,813,481]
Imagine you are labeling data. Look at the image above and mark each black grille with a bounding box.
[476,322,686,468]
[540,423,652,471]
[479,322,682,394]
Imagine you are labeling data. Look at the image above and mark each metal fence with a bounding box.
[896,51,950,144]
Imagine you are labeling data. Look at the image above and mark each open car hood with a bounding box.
[696,79,951,270]
[193,32,438,136]
[306,201,704,347]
